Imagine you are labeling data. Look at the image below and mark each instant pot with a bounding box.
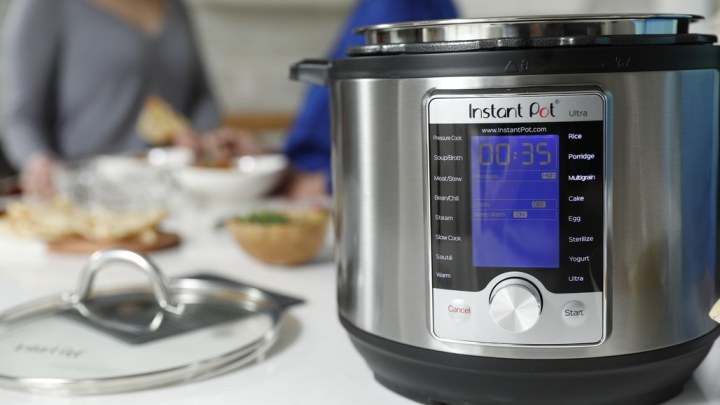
[292,15,720,405]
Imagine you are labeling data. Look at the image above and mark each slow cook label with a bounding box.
[427,90,606,346]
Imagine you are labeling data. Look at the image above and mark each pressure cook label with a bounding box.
[428,94,604,124]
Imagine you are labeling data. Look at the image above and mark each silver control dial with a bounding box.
[488,278,543,333]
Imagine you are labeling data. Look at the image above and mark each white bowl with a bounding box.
[173,154,288,201]
[145,147,194,170]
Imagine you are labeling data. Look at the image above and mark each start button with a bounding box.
[562,300,588,326]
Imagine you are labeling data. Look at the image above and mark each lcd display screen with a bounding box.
[470,134,560,268]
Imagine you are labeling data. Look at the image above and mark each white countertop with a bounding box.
[0,225,719,405]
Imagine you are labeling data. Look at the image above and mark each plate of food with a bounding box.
[4,197,179,254]
[136,95,287,202]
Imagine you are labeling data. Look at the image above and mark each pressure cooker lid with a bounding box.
[0,249,292,395]
[351,14,716,55]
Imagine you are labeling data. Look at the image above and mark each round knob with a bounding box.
[489,278,542,333]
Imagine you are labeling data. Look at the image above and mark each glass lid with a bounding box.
[0,250,291,395]
[351,14,712,55]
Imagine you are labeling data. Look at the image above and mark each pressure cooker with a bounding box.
[292,15,720,405]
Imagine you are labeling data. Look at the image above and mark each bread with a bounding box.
[136,95,189,145]
[5,197,166,243]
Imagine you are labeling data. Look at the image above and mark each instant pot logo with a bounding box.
[468,101,557,120]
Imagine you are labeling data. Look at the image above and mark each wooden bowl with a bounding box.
[227,211,329,265]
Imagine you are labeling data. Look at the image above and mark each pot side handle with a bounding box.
[290,59,331,86]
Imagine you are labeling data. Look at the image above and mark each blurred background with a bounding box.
[0,0,717,180]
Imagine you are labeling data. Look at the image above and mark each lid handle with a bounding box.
[290,59,331,85]
[66,249,185,334]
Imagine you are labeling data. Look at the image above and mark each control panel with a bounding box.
[427,89,606,345]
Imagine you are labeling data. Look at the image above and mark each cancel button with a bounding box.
[562,301,587,326]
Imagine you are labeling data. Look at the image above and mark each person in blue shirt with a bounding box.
[283,0,458,198]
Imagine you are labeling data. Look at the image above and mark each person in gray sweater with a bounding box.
[1,0,222,197]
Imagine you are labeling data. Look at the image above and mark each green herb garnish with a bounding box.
[237,211,290,224]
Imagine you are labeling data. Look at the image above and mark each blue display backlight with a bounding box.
[470,134,560,268]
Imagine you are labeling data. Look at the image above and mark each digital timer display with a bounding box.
[470,134,560,268]
[476,139,553,169]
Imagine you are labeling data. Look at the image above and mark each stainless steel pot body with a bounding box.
[333,70,719,359]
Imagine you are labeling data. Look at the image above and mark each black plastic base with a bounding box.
[341,317,720,405]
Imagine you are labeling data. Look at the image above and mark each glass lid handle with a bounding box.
[64,249,185,334]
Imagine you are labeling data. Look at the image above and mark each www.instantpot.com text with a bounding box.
[480,126,547,134]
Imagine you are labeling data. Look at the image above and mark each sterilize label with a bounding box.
[428,94,604,124]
